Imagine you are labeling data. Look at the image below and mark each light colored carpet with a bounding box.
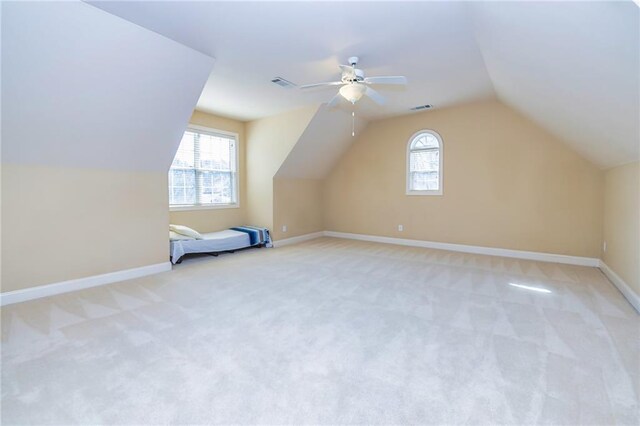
[1,237,638,425]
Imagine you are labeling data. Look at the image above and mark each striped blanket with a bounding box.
[230,226,273,248]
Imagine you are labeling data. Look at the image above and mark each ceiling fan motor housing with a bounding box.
[343,68,365,83]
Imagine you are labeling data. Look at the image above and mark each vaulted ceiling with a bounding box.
[3,1,214,171]
[88,1,494,121]
[276,106,368,179]
[88,1,638,169]
[472,1,639,169]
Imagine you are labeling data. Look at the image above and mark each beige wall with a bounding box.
[273,178,324,240]
[1,164,169,292]
[603,161,640,294]
[169,110,247,232]
[2,0,214,294]
[4,99,626,294]
[245,106,318,232]
[324,100,604,258]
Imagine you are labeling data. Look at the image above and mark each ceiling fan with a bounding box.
[299,56,407,107]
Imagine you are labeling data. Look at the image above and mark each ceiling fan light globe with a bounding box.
[339,83,366,104]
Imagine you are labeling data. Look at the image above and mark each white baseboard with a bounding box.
[1,235,617,307]
[599,261,640,313]
[273,231,325,248]
[0,262,172,306]
[323,231,600,267]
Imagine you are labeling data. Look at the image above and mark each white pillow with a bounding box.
[169,231,195,241]
[169,224,203,240]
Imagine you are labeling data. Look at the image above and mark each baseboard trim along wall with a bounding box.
[599,261,640,313]
[323,231,601,267]
[1,233,615,306]
[0,262,172,306]
[273,231,325,248]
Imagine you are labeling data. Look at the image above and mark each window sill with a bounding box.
[170,204,240,212]
[406,190,443,196]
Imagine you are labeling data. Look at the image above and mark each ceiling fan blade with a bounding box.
[299,81,344,90]
[364,76,407,85]
[365,86,386,105]
[326,92,342,108]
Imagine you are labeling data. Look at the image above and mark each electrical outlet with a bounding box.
[603,241,607,252]
[282,225,287,233]
[398,225,404,232]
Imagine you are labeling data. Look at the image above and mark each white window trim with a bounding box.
[169,124,240,211]
[406,129,444,196]
[170,203,240,212]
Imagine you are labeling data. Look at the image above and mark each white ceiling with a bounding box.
[88,1,639,168]
[2,1,214,171]
[472,1,639,169]
[276,106,368,179]
[87,1,495,121]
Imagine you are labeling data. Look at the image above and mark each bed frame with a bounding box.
[172,242,266,264]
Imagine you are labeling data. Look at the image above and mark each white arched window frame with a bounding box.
[406,130,443,196]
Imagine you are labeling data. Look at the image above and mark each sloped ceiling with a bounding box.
[2,1,214,171]
[276,106,368,179]
[471,1,639,168]
[87,1,495,122]
[82,2,640,169]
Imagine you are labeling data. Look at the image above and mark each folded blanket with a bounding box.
[231,226,273,247]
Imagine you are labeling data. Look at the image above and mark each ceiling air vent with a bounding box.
[271,77,296,88]
[410,104,433,111]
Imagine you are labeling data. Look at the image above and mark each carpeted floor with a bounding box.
[2,237,638,424]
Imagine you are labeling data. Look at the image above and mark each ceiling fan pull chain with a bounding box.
[352,111,355,137]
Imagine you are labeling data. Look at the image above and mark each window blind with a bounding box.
[408,132,441,192]
[169,129,238,207]
[410,149,439,190]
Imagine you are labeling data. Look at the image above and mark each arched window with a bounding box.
[407,130,443,195]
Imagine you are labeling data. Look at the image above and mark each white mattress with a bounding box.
[170,230,251,263]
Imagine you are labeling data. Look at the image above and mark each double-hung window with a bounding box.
[407,130,443,195]
[169,126,238,210]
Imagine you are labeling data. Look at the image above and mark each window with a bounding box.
[407,130,443,195]
[169,126,238,210]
